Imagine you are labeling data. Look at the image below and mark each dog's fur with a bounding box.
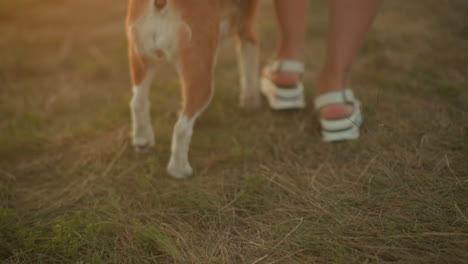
[126,0,260,178]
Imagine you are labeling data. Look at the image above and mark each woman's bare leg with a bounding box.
[267,0,309,87]
[319,0,382,119]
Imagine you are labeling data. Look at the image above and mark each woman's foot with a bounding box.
[314,88,362,142]
[261,60,306,110]
[264,61,354,120]
[314,69,362,142]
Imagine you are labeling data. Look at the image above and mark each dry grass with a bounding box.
[1,0,467,263]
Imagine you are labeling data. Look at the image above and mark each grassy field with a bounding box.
[1,0,467,263]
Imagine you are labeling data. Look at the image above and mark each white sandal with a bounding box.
[314,88,363,142]
[261,60,306,110]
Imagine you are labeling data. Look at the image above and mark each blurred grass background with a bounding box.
[0,0,467,263]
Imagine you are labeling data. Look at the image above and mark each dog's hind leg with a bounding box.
[129,42,156,151]
[167,16,219,179]
[236,0,261,109]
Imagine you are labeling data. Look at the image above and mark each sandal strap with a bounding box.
[319,104,362,131]
[314,88,356,110]
[273,83,304,98]
[269,60,305,74]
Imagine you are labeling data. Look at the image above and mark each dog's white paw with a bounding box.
[167,159,193,179]
[132,129,155,152]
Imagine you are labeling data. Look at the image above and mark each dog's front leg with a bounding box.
[167,19,219,179]
[129,42,156,151]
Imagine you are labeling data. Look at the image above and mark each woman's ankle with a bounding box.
[317,67,351,95]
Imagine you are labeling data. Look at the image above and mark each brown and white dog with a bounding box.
[126,0,261,178]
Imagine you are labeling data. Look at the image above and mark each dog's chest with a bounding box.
[128,2,181,61]
[128,0,243,61]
